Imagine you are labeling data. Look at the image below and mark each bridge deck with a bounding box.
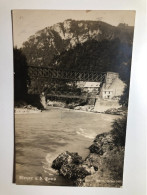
[46,94,99,100]
[46,94,87,99]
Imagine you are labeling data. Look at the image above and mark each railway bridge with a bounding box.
[28,65,108,108]
[28,66,118,106]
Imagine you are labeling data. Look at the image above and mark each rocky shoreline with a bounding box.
[47,103,126,116]
[51,130,124,187]
[15,105,42,114]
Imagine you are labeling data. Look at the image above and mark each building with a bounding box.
[102,89,114,99]
[101,72,126,100]
[83,82,101,94]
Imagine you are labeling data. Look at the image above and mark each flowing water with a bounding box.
[15,107,120,186]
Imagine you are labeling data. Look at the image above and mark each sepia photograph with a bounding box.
[12,10,136,187]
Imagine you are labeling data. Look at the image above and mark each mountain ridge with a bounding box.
[21,19,134,69]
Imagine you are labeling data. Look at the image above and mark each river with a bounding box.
[15,107,120,186]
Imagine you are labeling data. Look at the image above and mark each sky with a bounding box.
[12,10,136,48]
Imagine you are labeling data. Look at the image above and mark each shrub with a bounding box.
[99,147,125,181]
[119,84,130,107]
[111,115,127,146]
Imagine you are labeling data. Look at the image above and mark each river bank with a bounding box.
[14,96,126,116]
[15,105,42,114]
[47,99,126,115]
[51,116,126,187]
[51,135,124,187]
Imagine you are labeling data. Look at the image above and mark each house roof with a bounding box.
[84,82,101,88]
[103,89,113,92]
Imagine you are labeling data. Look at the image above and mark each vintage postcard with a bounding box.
[12,10,135,187]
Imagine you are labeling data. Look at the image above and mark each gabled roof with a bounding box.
[84,82,101,88]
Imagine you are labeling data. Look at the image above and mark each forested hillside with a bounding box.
[51,38,132,82]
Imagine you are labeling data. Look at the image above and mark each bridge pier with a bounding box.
[40,93,47,109]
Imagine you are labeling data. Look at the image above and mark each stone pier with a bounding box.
[40,93,47,109]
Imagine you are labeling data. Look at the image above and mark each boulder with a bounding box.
[60,164,90,180]
[52,151,83,170]
[89,132,115,154]
[52,151,93,181]
[84,153,100,171]
[74,178,84,186]
[89,143,104,155]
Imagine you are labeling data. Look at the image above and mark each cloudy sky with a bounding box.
[12,10,136,48]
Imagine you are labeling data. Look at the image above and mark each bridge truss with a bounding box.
[28,66,106,82]
[28,66,106,98]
